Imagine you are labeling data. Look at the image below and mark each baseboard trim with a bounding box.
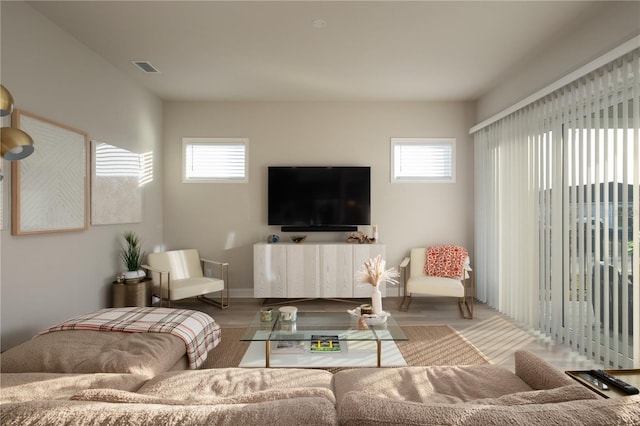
[230,287,401,299]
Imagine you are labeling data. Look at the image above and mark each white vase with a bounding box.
[371,285,383,315]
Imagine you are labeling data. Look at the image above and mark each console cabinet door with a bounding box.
[352,244,387,297]
[287,244,320,298]
[320,244,353,298]
[254,244,287,298]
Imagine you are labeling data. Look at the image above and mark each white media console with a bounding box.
[253,242,386,299]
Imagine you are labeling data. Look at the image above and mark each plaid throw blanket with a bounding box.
[40,307,221,369]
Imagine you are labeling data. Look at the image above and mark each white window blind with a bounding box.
[182,138,248,183]
[473,48,639,369]
[391,138,455,182]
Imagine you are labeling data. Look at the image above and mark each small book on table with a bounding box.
[310,335,341,352]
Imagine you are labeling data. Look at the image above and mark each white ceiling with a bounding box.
[28,1,607,102]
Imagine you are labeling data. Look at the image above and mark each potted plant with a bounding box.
[120,231,145,283]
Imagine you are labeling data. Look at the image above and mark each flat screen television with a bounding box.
[268,166,371,232]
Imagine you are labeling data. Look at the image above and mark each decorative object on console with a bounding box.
[120,231,146,283]
[266,234,280,243]
[346,231,375,244]
[290,235,307,244]
[355,255,400,315]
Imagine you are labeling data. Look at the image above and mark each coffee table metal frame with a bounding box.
[240,311,408,368]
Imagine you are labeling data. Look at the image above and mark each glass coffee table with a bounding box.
[239,311,408,368]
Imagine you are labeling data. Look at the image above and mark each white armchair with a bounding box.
[143,249,229,309]
[399,247,473,319]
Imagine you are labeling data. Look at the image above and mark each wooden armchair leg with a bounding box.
[399,294,411,312]
[197,287,230,309]
[458,271,474,319]
[198,296,229,309]
[398,256,411,312]
[197,261,230,309]
[458,297,473,319]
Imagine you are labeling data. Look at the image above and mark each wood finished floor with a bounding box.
[179,296,604,373]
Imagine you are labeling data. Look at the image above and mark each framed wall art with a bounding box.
[11,110,89,235]
[91,140,142,225]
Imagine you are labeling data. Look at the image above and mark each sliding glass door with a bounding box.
[561,98,637,368]
[475,48,639,368]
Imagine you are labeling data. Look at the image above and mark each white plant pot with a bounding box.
[123,270,145,283]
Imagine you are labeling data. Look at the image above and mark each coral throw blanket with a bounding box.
[40,307,221,369]
[425,245,468,278]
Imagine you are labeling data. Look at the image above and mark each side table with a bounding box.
[112,278,151,308]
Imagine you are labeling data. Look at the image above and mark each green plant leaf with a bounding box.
[120,231,145,271]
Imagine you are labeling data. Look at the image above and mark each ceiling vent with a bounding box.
[131,60,160,73]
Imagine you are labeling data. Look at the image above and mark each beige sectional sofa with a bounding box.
[1,351,639,425]
[335,351,640,425]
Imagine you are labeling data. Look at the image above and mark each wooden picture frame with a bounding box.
[0,174,4,231]
[11,110,89,235]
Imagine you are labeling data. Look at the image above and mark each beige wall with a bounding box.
[0,2,164,350]
[476,1,640,122]
[162,101,476,295]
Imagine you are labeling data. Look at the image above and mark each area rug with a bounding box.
[201,325,490,369]
[461,315,537,365]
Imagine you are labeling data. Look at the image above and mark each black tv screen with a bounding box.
[268,166,371,232]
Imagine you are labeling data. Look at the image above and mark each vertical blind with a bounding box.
[474,48,639,368]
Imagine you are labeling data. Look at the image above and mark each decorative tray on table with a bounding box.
[347,307,390,325]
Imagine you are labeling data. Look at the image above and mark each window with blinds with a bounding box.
[182,138,248,183]
[391,138,456,182]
